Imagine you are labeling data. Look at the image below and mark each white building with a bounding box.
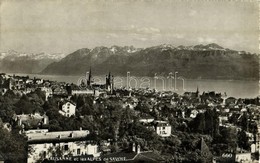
[219,116,228,125]
[59,101,76,117]
[140,119,172,137]
[251,127,260,153]
[39,87,53,101]
[26,129,100,163]
[14,112,49,127]
[154,120,172,137]
[34,78,43,85]
[190,109,199,118]
[139,117,155,124]
[235,152,251,163]
[71,89,95,95]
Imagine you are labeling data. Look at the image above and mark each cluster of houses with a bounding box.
[117,87,260,162]
[1,72,260,162]
[0,72,113,162]
[0,71,114,100]
[0,72,171,162]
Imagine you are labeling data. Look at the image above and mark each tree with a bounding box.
[204,109,219,138]
[0,96,15,123]
[48,119,62,131]
[0,128,28,163]
[237,130,250,150]
[218,127,237,151]
[4,90,18,99]
[240,113,248,131]
[27,92,45,113]
[212,108,219,137]
[42,97,60,114]
[250,122,258,144]
[76,96,94,116]
[204,110,214,136]
[33,89,46,102]
[190,113,205,134]
[118,108,135,139]
[15,94,38,114]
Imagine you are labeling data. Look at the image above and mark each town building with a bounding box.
[33,78,43,85]
[26,129,100,163]
[13,112,49,129]
[154,120,172,137]
[39,86,53,101]
[71,89,95,96]
[59,101,76,117]
[139,116,155,124]
[52,87,68,96]
[86,68,114,94]
[235,152,251,163]
[140,119,172,137]
[102,142,165,162]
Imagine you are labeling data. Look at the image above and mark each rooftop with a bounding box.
[16,112,45,120]
[102,150,164,162]
[27,130,89,144]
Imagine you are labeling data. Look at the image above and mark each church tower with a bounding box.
[105,72,114,94]
[87,67,92,86]
[196,86,200,98]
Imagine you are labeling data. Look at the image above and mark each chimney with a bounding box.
[132,142,136,152]
[70,132,74,138]
[79,127,82,131]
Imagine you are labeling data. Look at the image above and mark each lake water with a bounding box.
[16,73,259,98]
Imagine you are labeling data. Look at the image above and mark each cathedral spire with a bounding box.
[196,86,199,98]
[87,67,92,86]
[89,67,92,80]
[108,71,111,79]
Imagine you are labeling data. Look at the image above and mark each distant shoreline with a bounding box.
[3,72,259,98]
[11,72,259,82]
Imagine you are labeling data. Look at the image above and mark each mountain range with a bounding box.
[0,50,66,74]
[40,43,259,80]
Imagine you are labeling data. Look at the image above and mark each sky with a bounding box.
[0,0,259,54]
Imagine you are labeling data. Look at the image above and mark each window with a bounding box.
[64,144,69,151]
[77,149,81,155]
[162,127,165,130]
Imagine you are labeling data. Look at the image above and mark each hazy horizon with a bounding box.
[0,0,258,54]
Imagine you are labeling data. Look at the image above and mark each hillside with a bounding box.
[41,44,259,80]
